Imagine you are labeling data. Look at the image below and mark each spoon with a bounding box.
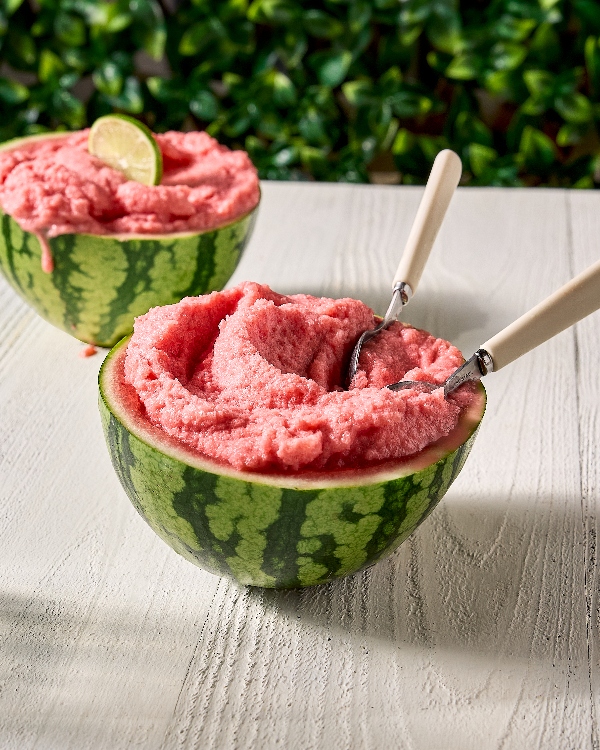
[347,149,462,386]
[388,257,600,396]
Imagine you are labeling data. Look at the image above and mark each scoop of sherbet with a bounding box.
[124,282,475,472]
[0,130,259,238]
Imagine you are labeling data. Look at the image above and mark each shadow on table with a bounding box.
[253,491,590,664]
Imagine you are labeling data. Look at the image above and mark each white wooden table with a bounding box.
[1,182,599,750]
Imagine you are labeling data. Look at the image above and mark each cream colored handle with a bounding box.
[393,149,462,292]
[482,258,600,371]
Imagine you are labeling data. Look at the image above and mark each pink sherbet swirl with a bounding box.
[124,282,477,473]
[0,130,259,237]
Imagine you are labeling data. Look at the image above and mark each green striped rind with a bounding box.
[99,338,486,589]
[0,207,257,347]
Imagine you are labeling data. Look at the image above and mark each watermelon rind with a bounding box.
[99,337,487,589]
[0,133,259,347]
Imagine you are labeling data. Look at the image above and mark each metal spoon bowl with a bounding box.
[347,282,409,384]
[387,350,493,397]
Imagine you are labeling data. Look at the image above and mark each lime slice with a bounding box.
[88,115,163,185]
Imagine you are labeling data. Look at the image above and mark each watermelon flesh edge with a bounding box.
[98,337,487,589]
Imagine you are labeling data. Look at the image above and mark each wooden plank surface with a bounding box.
[0,183,598,749]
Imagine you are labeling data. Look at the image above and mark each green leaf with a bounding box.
[496,15,536,42]
[223,0,249,16]
[454,111,493,147]
[223,72,243,88]
[54,13,86,47]
[63,48,87,73]
[298,109,329,145]
[303,10,343,38]
[299,145,329,171]
[271,145,298,166]
[189,89,219,120]
[272,71,296,107]
[584,36,600,95]
[520,96,547,116]
[179,22,215,56]
[483,70,515,97]
[539,0,561,10]
[92,61,123,97]
[257,113,285,139]
[224,111,252,137]
[556,123,588,147]
[2,0,24,15]
[446,53,480,80]
[0,76,28,104]
[388,90,433,117]
[59,72,79,89]
[351,26,372,58]
[376,117,397,152]
[555,93,593,124]
[399,24,423,47]
[519,125,556,170]
[39,49,66,82]
[146,76,169,101]
[418,136,447,163]
[88,3,132,33]
[52,89,85,129]
[129,0,164,27]
[8,29,36,66]
[391,128,416,155]
[378,66,403,92]
[400,6,429,25]
[309,50,352,88]
[141,26,166,61]
[491,42,527,71]
[247,0,299,24]
[349,2,372,34]
[342,79,374,106]
[468,143,498,177]
[523,69,554,98]
[575,0,600,32]
[427,11,463,55]
[554,67,583,97]
[530,23,560,65]
[106,77,144,113]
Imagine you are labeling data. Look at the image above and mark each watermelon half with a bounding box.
[0,134,258,348]
[99,337,487,589]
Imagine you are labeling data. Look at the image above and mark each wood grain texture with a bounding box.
[0,183,598,750]
[567,191,600,749]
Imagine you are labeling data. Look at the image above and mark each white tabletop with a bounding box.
[1,182,599,750]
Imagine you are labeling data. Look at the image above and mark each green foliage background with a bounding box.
[2,0,600,186]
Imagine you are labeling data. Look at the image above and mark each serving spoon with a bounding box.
[347,149,462,386]
[388,257,600,396]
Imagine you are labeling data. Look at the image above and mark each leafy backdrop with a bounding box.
[2,0,600,186]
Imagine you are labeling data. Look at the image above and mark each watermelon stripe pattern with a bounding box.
[99,343,485,589]
[0,207,257,347]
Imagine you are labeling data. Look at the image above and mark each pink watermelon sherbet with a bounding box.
[123,282,477,473]
[0,130,259,239]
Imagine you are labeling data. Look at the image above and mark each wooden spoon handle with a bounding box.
[392,149,462,294]
[482,258,600,371]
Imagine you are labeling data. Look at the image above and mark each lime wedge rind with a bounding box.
[88,115,163,186]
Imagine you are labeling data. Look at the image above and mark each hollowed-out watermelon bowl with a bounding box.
[0,133,259,348]
[99,336,486,589]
